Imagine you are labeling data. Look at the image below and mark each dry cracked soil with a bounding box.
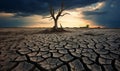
[0,28,120,71]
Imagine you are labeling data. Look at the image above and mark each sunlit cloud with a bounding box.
[0,12,15,18]
[90,2,105,10]
[0,2,105,28]
[26,2,105,28]
[59,10,94,27]
[27,10,101,28]
[79,1,105,11]
[0,0,119,28]
[23,15,53,27]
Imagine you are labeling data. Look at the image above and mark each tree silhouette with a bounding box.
[86,25,89,28]
[45,2,69,31]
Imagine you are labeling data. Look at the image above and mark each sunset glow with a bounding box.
[26,2,105,28]
[0,0,120,28]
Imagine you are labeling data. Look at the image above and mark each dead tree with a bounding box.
[45,2,69,30]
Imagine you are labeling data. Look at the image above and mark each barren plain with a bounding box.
[0,28,120,71]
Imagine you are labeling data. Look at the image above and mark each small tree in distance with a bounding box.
[44,2,70,31]
[86,25,89,28]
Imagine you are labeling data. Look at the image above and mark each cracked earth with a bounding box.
[0,28,120,71]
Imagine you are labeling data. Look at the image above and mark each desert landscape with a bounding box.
[0,0,120,71]
[0,28,120,71]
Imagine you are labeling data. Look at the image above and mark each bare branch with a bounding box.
[49,5,55,19]
[42,16,53,21]
[49,17,53,21]
[42,16,52,19]
[60,13,70,17]
[43,1,68,29]
[61,1,64,11]
[55,1,66,20]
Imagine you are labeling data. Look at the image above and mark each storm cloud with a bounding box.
[83,0,120,28]
[0,0,105,16]
[83,11,107,16]
[0,0,120,28]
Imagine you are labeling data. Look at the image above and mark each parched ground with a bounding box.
[0,28,120,71]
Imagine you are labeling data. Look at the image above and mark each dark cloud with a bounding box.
[0,0,106,16]
[0,18,26,27]
[84,0,120,28]
[95,0,120,28]
[3,0,120,28]
[83,11,107,15]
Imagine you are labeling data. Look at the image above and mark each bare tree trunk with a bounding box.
[53,19,58,29]
[44,1,70,32]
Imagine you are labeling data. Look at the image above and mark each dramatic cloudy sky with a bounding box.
[0,0,120,28]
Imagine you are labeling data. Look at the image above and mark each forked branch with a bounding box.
[43,1,70,29]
